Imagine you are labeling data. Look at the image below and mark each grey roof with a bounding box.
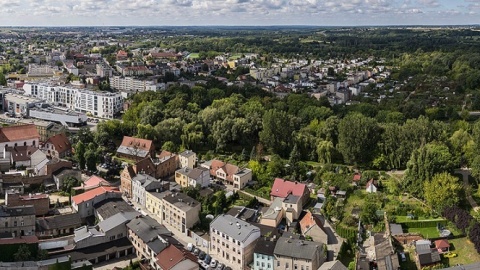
[176,167,191,176]
[98,211,138,233]
[318,260,348,270]
[0,205,35,217]
[149,191,172,200]
[235,168,252,177]
[126,216,171,243]
[226,206,259,222]
[94,199,135,220]
[274,237,323,260]
[390,223,403,236]
[210,214,260,243]
[283,194,301,204]
[116,145,149,158]
[163,192,200,211]
[36,213,82,231]
[179,150,196,158]
[133,173,158,185]
[254,238,276,256]
[147,236,169,254]
[188,167,208,179]
[262,197,283,220]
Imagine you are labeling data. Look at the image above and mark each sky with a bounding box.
[0,0,478,26]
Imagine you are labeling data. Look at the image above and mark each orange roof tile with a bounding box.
[45,133,71,154]
[71,186,120,205]
[299,211,322,233]
[270,178,307,198]
[120,136,153,152]
[155,245,196,270]
[84,175,110,188]
[0,124,40,143]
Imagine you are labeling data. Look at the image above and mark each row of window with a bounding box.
[275,261,309,270]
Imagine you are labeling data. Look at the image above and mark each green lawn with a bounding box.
[445,237,480,266]
[187,53,200,59]
[395,216,444,223]
[405,227,439,239]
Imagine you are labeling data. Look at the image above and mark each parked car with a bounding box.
[210,259,217,268]
[443,252,457,258]
[198,251,207,260]
[216,263,225,270]
[193,248,200,256]
[204,254,212,264]
[187,243,194,252]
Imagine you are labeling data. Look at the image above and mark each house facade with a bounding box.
[0,205,36,237]
[179,150,196,169]
[116,136,155,161]
[253,238,276,270]
[5,192,50,216]
[43,133,71,158]
[132,174,167,207]
[210,214,261,270]
[161,192,200,234]
[274,237,326,270]
[202,159,252,189]
[71,186,122,218]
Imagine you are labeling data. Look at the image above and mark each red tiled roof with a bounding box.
[270,178,307,198]
[150,52,179,59]
[120,136,153,152]
[434,239,450,249]
[45,133,71,154]
[209,159,226,176]
[299,211,323,233]
[155,245,196,270]
[84,175,110,188]
[353,173,361,181]
[0,124,40,143]
[0,235,38,245]
[71,186,119,205]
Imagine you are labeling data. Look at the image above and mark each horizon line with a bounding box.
[0,24,479,28]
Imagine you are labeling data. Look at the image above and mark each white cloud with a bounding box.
[0,0,476,26]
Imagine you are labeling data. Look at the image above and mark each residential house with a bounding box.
[71,186,122,218]
[175,167,210,188]
[43,133,71,158]
[5,191,49,216]
[366,179,378,193]
[270,178,310,207]
[146,191,171,218]
[126,215,172,261]
[179,150,196,169]
[202,159,252,189]
[373,233,400,270]
[74,211,138,249]
[117,50,129,61]
[253,238,276,270]
[282,194,303,224]
[53,168,82,190]
[116,136,155,161]
[82,175,111,190]
[389,223,422,245]
[210,214,261,270]
[0,124,40,152]
[6,146,47,172]
[226,206,260,223]
[299,211,329,244]
[259,198,284,228]
[35,213,82,238]
[153,244,199,270]
[273,236,326,270]
[161,192,201,234]
[94,198,136,221]
[121,165,136,198]
[0,205,36,237]
[152,151,178,179]
[318,260,348,270]
[352,173,361,186]
[415,240,441,268]
[132,173,168,207]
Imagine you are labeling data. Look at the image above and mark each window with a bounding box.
[286,262,289,269]
[14,221,17,227]
[277,261,280,267]
[238,259,240,264]
[301,266,304,270]
[256,262,259,266]
[233,256,235,262]
[294,264,297,270]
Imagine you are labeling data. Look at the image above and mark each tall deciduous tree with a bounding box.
[337,113,380,165]
[424,173,461,213]
[259,109,298,157]
[75,141,86,170]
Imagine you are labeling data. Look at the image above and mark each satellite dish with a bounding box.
[206,214,214,220]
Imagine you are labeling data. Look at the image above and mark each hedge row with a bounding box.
[336,225,357,241]
[398,219,447,228]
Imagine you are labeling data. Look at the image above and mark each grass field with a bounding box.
[405,227,439,238]
[445,237,480,266]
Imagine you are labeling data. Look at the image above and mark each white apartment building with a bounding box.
[23,83,123,118]
[110,76,156,92]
